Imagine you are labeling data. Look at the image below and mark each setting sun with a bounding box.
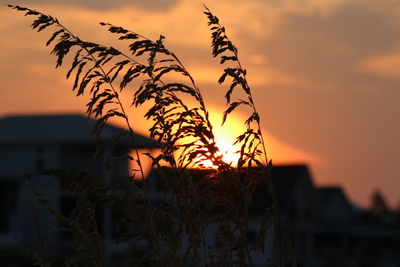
[197,106,325,169]
[198,138,241,168]
[215,139,240,165]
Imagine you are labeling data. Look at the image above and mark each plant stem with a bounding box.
[219,22,285,266]
[56,21,147,181]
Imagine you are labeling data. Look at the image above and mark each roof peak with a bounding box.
[0,113,159,148]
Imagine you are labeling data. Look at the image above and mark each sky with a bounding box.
[1,0,399,207]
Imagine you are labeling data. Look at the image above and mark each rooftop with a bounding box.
[0,114,159,148]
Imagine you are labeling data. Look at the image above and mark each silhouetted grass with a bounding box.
[9,4,296,266]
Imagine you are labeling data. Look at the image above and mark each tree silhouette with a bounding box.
[370,189,390,214]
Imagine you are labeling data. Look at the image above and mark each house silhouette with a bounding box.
[146,165,400,266]
[0,114,159,250]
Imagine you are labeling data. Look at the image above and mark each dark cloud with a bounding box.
[11,0,182,11]
[258,2,400,87]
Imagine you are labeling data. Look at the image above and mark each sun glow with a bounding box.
[216,139,240,165]
[199,138,241,168]
[195,106,326,169]
[196,110,247,168]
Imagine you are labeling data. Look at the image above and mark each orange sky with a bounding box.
[1,0,400,208]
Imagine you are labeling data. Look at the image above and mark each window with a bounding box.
[0,179,19,232]
[60,145,101,174]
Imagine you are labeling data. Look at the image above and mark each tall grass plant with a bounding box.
[9,4,296,266]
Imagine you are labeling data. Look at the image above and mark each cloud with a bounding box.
[357,52,400,79]
[245,0,400,89]
[10,0,182,12]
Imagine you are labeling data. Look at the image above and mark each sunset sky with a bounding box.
[1,0,399,207]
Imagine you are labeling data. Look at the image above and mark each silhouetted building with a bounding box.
[318,187,355,223]
[269,170,400,267]
[0,114,159,251]
[147,165,400,267]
